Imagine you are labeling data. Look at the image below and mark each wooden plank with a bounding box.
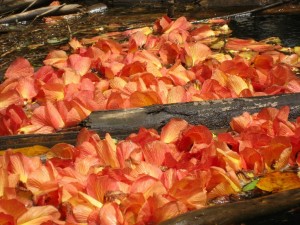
[159,188,300,225]
[86,93,300,138]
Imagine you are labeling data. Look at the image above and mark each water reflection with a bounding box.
[230,14,300,47]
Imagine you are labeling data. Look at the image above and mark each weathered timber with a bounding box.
[0,4,82,24]
[86,93,300,138]
[0,93,299,150]
[0,129,80,150]
[159,188,300,225]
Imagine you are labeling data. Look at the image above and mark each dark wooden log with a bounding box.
[159,188,300,225]
[0,4,82,24]
[0,129,80,150]
[86,93,300,138]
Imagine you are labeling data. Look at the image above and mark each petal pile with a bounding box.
[1,16,300,135]
[1,106,300,224]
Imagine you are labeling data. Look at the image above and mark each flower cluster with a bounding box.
[0,16,299,135]
[0,106,300,224]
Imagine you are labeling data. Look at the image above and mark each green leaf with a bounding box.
[242,179,259,192]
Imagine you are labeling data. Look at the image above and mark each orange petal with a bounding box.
[95,39,122,54]
[45,101,65,130]
[230,112,252,133]
[155,201,188,223]
[17,205,61,225]
[240,147,264,174]
[0,199,27,220]
[86,174,119,203]
[190,24,215,41]
[130,161,162,179]
[69,38,83,50]
[43,50,68,69]
[129,91,162,107]
[16,77,38,100]
[159,42,180,65]
[41,81,65,101]
[164,16,192,34]
[184,42,212,67]
[169,176,207,209]
[227,75,249,95]
[95,135,120,168]
[0,212,14,224]
[167,86,187,104]
[119,61,146,77]
[99,203,124,225]
[161,118,189,144]
[68,54,91,76]
[143,141,172,166]
[0,90,22,112]
[5,58,34,80]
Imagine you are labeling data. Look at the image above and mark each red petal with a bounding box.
[240,147,264,174]
[176,125,213,152]
[159,42,180,65]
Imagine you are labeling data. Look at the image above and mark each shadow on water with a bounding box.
[0,1,299,74]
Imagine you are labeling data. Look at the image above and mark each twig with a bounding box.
[193,0,293,23]
[21,0,37,13]
[30,3,65,23]
[67,23,72,40]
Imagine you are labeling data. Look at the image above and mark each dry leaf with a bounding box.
[256,172,300,192]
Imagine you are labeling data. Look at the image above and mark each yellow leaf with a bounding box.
[0,145,49,157]
[256,172,300,192]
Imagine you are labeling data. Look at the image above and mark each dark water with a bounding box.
[0,2,299,74]
[230,14,300,47]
